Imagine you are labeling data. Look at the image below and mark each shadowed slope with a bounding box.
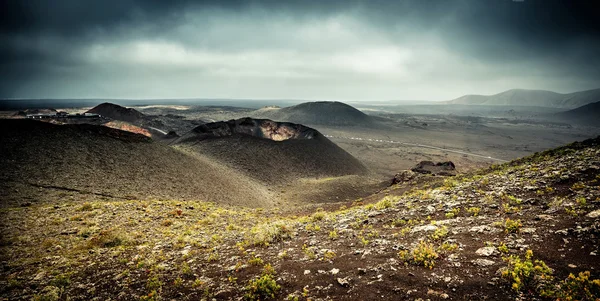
[0,119,275,207]
[252,101,375,126]
[86,102,145,123]
[174,117,368,184]
[554,101,600,126]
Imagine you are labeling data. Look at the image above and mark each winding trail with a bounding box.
[324,135,509,163]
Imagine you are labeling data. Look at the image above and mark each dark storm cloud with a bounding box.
[1,0,599,100]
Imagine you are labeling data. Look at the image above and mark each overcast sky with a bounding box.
[1,0,599,101]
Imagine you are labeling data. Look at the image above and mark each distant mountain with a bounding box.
[86,102,145,123]
[251,101,374,126]
[555,101,600,126]
[446,88,600,109]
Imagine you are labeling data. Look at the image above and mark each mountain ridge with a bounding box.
[445,88,600,109]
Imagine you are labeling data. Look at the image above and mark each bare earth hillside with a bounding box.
[1,134,599,300]
[0,119,276,208]
[251,101,376,126]
[174,118,368,184]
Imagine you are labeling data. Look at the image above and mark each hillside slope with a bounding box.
[0,119,275,207]
[1,134,599,300]
[447,88,600,109]
[86,102,145,123]
[555,101,600,126]
[173,118,368,184]
[251,101,375,126]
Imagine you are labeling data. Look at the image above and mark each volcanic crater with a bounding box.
[176,117,318,143]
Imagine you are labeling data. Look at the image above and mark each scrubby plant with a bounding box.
[181,262,192,276]
[77,202,94,211]
[430,226,449,240]
[576,197,587,207]
[244,274,281,300]
[571,182,586,190]
[248,255,264,266]
[328,230,339,240]
[311,210,326,221]
[246,221,294,247]
[323,250,337,261]
[565,206,578,217]
[445,208,460,219]
[50,274,71,289]
[375,197,394,209]
[146,274,162,292]
[207,250,219,262]
[302,244,316,260]
[173,277,184,287]
[549,271,600,300]
[467,207,481,216]
[502,203,520,214]
[87,229,127,248]
[504,218,522,233]
[506,194,522,205]
[501,250,553,292]
[438,241,458,253]
[277,250,289,259]
[498,242,509,253]
[305,223,320,232]
[33,286,61,301]
[399,241,438,269]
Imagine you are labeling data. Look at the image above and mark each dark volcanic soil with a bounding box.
[1,136,599,300]
[0,119,276,207]
[86,103,145,123]
[174,118,368,184]
[252,101,376,126]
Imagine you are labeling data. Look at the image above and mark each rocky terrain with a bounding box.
[1,136,599,300]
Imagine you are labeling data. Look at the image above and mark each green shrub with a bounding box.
[246,221,294,247]
[550,271,600,300]
[504,218,522,233]
[244,274,281,300]
[311,210,326,221]
[374,197,394,210]
[430,226,448,240]
[467,207,481,216]
[501,250,553,292]
[445,208,460,219]
[399,241,438,269]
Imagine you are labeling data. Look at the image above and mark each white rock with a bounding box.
[472,259,495,266]
[33,271,46,281]
[330,268,340,275]
[587,210,600,218]
[304,270,311,275]
[337,277,350,287]
[411,225,438,233]
[475,247,497,257]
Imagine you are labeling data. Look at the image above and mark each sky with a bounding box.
[1,0,599,101]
